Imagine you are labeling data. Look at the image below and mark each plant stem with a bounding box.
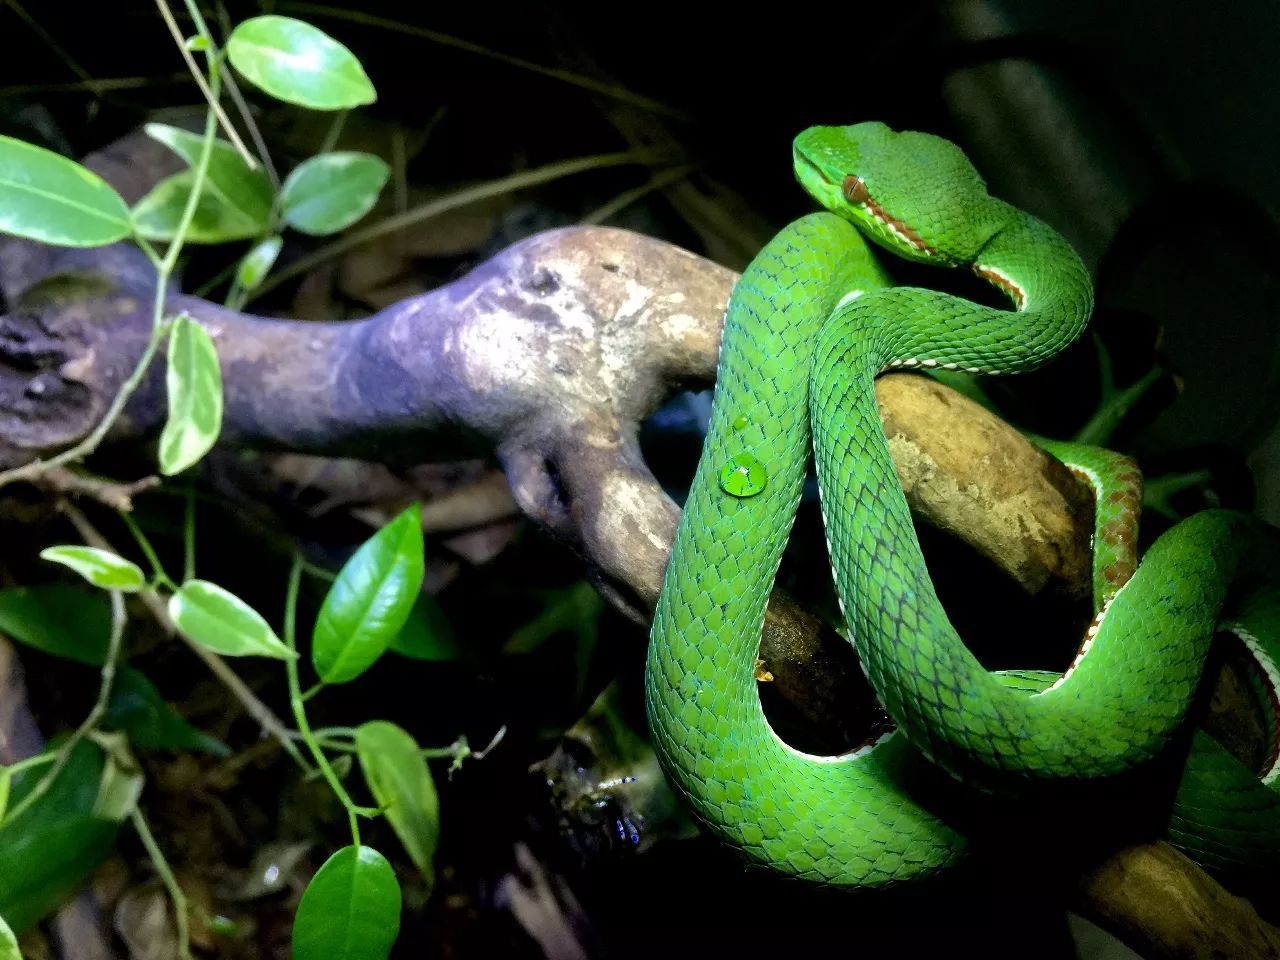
[156,0,256,168]
[248,149,668,300]
[1072,365,1163,446]
[120,512,178,592]
[3,590,127,826]
[131,807,193,960]
[277,3,689,120]
[0,43,223,492]
[62,502,311,772]
[183,483,196,583]
[283,554,375,846]
[580,163,695,225]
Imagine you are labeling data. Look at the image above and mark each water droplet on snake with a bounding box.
[719,454,767,498]
[732,414,749,430]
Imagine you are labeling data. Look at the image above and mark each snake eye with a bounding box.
[843,175,869,204]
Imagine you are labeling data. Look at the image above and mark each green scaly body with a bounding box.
[644,122,1280,887]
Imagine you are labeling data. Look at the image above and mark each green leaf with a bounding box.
[355,722,439,890]
[292,845,400,960]
[169,580,294,660]
[145,124,273,228]
[389,592,460,661]
[159,314,223,476]
[0,585,110,665]
[131,170,264,243]
[0,913,19,960]
[281,152,389,236]
[0,135,130,246]
[106,667,230,756]
[0,741,119,934]
[312,505,424,684]
[236,235,283,291]
[40,546,144,592]
[227,16,376,110]
[0,770,10,823]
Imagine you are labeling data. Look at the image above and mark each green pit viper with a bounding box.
[644,121,1280,887]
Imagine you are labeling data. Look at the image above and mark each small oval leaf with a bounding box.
[236,235,283,291]
[131,170,262,244]
[281,152,389,236]
[40,546,144,592]
[168,580,293,659]
[355,722,439,889]
[159,314,223,476]
[145,124,273,227]
[0,135,130,247]
[312,505,424,684]
[292,845,400,960]
[0,912,18,960]
[227,17,376,110]
[0,585,110,665]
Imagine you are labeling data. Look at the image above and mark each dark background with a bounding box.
[2,1,1277,958]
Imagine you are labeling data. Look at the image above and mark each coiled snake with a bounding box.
[645,122,1280,886]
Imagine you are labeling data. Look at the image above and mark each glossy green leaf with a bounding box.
[281,152,389,236]
[312,504,424,684]
[131,170,262,243]
[227,17,376,110]
[0,913,19,960]
[159,314,223,475]
[0,585,110,665]
[0,741,119,933]
[292,845,400,960]
[169,580,293,659]
[145,124,272,228]
[236,235,283,291]
[389,592,460,661]
[355,722,439,889]
[106,667,230,756]
[0,135,130,246]
[40,546,144,592]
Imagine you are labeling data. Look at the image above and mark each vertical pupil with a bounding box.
[843,175,868,203]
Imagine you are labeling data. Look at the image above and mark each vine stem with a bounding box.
[60,502,311,772]
[156,0,255,168]
[283,554,377,846]
[248,149,670,300]
[0,19,224,494]
[2,588,126,826]
[131,807,193,960]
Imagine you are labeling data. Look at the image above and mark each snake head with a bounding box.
[793,122,1010,265]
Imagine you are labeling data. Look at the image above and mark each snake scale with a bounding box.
[645,122,1280,887]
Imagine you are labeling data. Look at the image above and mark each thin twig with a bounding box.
[580,164,697,225]
[0,72,189,98]
[130,808,193,960]
[0,51,226,493]
[35,467,160,513]
[59,502,311,771]
[249,149,671,299]
[2,586,126,825]
[277,2,690,121]
[154,0,256,168]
